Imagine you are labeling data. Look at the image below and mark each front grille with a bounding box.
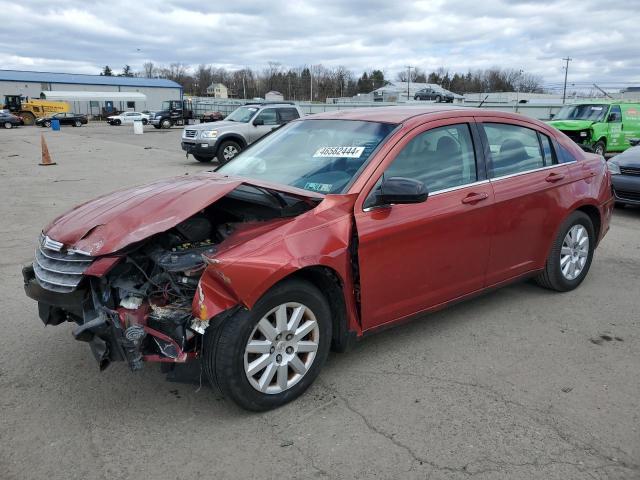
[33,240,93,293]
[184,129,198,139]
[616,190,640,202]
[560,130,587,144]
[620,166,640,176]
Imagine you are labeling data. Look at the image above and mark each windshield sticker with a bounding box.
[304,182,333,193]
[590,107,603,110]
[313,146,365,158]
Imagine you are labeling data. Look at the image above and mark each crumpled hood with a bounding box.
[547,119,595,131]
[44,173,243,256]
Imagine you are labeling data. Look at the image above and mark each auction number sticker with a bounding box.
[313,146,365,158]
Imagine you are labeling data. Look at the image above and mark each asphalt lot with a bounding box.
[0,122,638,480]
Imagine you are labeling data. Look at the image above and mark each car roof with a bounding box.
[304,105,523,124]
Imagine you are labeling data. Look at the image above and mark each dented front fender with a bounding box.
[192,194,361,335]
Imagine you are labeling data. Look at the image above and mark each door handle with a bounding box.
[545,172,565,183]
[461,192,489,204]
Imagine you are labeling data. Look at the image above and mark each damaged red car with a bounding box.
[23,107,613,410]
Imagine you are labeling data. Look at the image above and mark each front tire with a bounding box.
[535,211,595,292]
[161,119,172,129]
[73,120,81,127]
[142,118,148,125]
[193,154,213,163]
[593,140,606,156]
[43,120,51,128]
[204,279,332,411]
[216,140,241,164]
[4,122,12,129]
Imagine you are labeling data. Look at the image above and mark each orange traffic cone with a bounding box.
[40,134,56,166]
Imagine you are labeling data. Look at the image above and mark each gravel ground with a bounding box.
[0,123,638,480]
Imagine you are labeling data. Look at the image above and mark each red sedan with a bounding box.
[23,106,613,410]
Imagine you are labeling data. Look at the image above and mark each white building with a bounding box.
[0,70,182,115]
[206,83,228,98]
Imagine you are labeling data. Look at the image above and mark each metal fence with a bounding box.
[187,97,565,121]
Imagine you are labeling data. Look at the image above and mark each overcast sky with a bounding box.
[1,0,639,86]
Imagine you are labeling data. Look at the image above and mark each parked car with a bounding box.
[201,111,224,123]
[23,107,613,411]
[35,112,88,128]
[608,138,640,206]
[548,102,640,155]
[414,87,455,102]
[107,111,150,126]
[181,102,303,163]
[0,111,22,128]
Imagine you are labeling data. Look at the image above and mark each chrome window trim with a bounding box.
[489,161,575,182]
[362,179,490,212]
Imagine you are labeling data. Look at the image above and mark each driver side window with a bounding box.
[384,123,478,193]
[255,109,278,125]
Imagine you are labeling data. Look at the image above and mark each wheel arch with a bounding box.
[263,266,353,352]
[216,134,247,151]
[575,204,601,244]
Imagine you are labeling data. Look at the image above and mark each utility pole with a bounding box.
[242,73,246,99]
[562,57,572,104]
[406,66,412,101]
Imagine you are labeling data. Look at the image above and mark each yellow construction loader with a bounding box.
[3,95,69,125]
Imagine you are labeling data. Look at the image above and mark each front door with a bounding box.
[249,108,278,142]
[607,105,625,152]
[355,119,494,331]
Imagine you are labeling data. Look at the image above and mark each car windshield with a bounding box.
[554,104,608,122]
[218,119,397,194]
[225,106,259,123]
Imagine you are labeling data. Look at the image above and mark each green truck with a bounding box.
[547,102,640,155]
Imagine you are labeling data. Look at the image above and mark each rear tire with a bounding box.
[435,95,442,103]
[193,154,213,163]
[142,119,148,125]
[535,211,595,292]
[73,120,81,127]
[216,140,241,164]
[203,279,332,411]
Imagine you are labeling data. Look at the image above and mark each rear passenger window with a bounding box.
[539,133,557,166]
[278,108,299,123]
[482,123,544,178]
[384,123,477,192]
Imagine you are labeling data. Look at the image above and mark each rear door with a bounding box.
[355,118,494,330]
[277,107,300,125]
[476,118,572,285]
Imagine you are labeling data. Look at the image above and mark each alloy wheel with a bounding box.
[244,302,320,394]
[560,225,589,280]
[223,145,238,161]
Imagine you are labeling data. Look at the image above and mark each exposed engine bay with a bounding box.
[24,185,319,372]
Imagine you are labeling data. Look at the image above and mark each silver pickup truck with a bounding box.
[181,102,304,163]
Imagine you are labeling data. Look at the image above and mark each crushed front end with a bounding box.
[23,224,220,371]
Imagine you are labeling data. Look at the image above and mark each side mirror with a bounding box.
[629,138,640,147]
[253,117,264,126]
[608,113,620,122]
[375,177,428,206]
[549,113,555,119]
